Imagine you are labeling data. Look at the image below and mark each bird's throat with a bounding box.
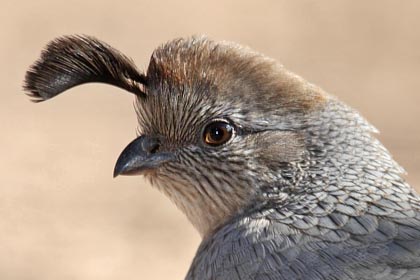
[150,175,253,238]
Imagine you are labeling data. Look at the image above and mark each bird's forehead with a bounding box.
[145,36,327,116]
[146,36,235,96]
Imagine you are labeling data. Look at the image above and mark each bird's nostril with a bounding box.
[149,142,159,154]
[140,136,161,154]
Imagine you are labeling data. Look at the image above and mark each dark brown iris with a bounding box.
[203,121,233,146]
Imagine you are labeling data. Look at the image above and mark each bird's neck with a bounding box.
[150,176,255,238]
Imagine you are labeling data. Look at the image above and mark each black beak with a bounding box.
[113,135,174,177]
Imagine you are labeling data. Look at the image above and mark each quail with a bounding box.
[24,35,420,280]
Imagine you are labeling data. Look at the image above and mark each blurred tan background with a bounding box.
[1,0,420,279]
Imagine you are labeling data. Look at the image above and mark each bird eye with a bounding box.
[203,120,234,146]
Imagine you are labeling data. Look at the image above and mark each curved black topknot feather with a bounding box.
[23,35,147,102]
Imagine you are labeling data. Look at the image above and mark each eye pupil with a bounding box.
[211,127,224,141]
[203,121,234,146]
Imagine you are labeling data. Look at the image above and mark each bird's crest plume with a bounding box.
[23,35,147,102]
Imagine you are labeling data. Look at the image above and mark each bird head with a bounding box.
[24,35,328,237]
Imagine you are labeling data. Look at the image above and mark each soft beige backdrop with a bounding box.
[2,1,420,279]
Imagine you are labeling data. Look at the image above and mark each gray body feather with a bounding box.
[186,100,420,280]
